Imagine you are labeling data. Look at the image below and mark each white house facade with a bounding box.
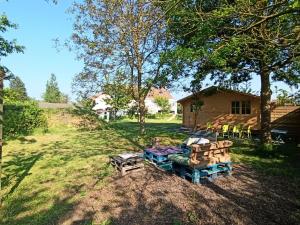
[92,88,177,116]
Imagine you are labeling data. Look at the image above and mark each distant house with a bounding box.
[92,88,177,116]
[145,88,177,114]
[178,86,300,136]
[178,86,261,130]
[91,93,112,119]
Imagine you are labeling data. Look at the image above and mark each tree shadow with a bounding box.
[1,189,78,225]
[58,164,300,225]
[110,121,187,149]
[231,142,300,178]
[2,153,42,196]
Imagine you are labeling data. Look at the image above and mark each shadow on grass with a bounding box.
[1,191,77,225]
[231,141,300,178]
[110,121,187,149]
[2,153,42,196]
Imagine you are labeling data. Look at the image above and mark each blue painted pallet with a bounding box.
[144,150,169,163]
[172,162,232,184]
[199,162,232,181]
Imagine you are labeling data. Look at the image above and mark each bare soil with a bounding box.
[60,164,300,225]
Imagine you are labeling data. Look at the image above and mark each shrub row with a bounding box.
[4,101,48,138]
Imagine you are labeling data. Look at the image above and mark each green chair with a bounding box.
[221,124,230,138]
[232,124,242,138]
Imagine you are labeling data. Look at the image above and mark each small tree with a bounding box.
[43,74,62,103]
[154,96,171,114]
[9,76,28,101]
[277,89,295,106]
[191,97,204,131]
[102,71,132,118]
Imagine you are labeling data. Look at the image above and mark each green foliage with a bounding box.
[4,101,48,138]
[154,96,171,113]
[162,0,300,87]
[43,74,66,103]
[3,88,20,102]
[127,103,139,119]
[102,71,132,115]
[0,14,24,59]
[72,99,104,130]
[276,89,295,106]
[9,76,28,101]
[162,0,300,142]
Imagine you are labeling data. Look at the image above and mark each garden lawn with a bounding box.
[0,117,185,225]
[1,116,300,225]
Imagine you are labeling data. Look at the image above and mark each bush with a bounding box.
[4,101,48,138]
[71,99,104,130]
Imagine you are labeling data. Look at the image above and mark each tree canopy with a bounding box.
[162,0,300,143]
[43,74,65,103]
[9,76,28,101]
[102,70,132,116]
[154,96,171,113]
[70,0,171,134]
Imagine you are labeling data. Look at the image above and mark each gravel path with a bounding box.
[60,164,300,225]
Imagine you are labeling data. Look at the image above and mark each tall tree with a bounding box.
[162,0,300,143]
[43,73,62,103]
[0,14,24,205]
[9,76,28,101]
[70,0,172,135]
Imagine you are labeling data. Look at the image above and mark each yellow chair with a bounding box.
[221,124,230,138]
[243,126,252,139]
[232,124,242,138]
[206,122,213,131]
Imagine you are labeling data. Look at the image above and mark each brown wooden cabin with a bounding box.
[178,86,300,137]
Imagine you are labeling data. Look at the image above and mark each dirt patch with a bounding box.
[60,164,300,225]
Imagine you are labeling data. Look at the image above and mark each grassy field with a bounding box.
[0,114,186,225]
[1,113,299,225]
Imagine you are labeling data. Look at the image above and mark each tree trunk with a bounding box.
[0,68,4,206]
[139,98,146,135]
[260,66,272,144]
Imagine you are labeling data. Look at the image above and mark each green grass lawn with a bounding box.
[0,116,185,225]
[1,115,299,225]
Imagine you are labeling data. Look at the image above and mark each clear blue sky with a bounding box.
[1,0,82,100]
[1,0,297,101]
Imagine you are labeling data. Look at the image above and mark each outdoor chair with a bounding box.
[221,124,230,138]
[232,124,242,138]
[242,126,252,139]
[206,122,213,131]
[168,140,233,168]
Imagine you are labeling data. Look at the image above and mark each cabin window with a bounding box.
[241,101,251,114]
[231,101,240,114]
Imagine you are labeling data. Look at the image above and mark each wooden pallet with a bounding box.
[110,155,144,176]
[144,146,183,165]
[144,150,169,163]
[172,162,232,184]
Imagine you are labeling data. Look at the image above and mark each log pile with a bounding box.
[190,140,232,168]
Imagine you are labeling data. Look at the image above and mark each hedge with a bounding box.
[4,101,48,138]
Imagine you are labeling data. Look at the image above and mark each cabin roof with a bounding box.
[177,86,260,103]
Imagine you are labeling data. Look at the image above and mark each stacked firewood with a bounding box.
[190,140,232,167]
